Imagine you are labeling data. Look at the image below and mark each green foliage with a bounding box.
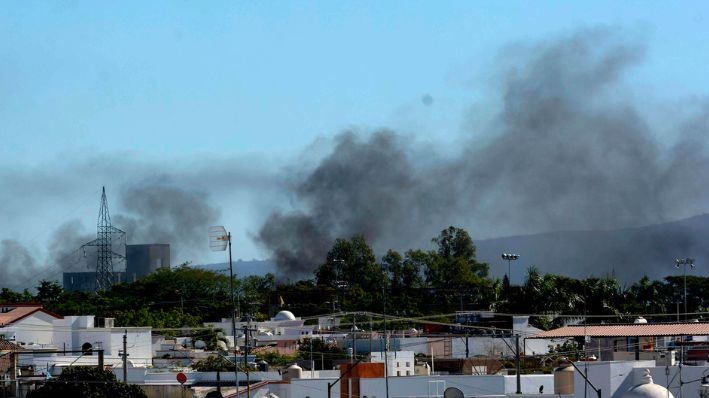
[192,355,235,372]
[256,351,299,367]
[27,366,147,398]
[0,287,33,303]
[298,337,346,369]
[426,226,488,289]
[3,225,708,335]
[192,327,229,351]
[110,308,201,333]
[316,235,383,292]
[36,280,63,303]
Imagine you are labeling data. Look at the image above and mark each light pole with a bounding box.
[381,264,389,398]
[209,226,239,393]
[501,253,520,285]
[674,258,695,320]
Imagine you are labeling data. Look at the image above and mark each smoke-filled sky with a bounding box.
[2,2,709,287]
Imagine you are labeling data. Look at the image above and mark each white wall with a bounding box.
[359,374,554,397]
[8,312,58,347]
[570,360,655,398]
[371,351,415,377]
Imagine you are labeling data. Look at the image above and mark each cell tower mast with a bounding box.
[81,187,126,291]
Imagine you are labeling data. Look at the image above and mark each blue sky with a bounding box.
[2,1,708,161]
[1,1,709,271]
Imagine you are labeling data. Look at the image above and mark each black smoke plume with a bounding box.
[257,29,709,279]
[114,180,220,262]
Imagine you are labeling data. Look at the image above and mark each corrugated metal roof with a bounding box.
[530,322,709,338]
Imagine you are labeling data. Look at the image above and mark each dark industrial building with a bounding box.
[125,243,171,282]
[63,244,170,292]
[63,272,126,292]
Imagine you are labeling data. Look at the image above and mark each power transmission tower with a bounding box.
[81,187,126,291]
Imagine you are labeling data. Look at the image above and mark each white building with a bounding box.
[0,304,152,373]
[205,310,315,353]
[51,315,153,367]
[0,304,62,347]
[370,351,416,376]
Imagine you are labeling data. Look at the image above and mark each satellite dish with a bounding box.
[209,226,229,252]
[444,387,464,398]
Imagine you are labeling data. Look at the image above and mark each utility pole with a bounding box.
[243,324,258,398]
[351,315,356,364]
[465,330,469,359]
[515,334,521,394]
[122,330,128,383]
[228,232,239,394]
[13,346,18,397]
[382,269,389,398]
[369,314,373,359]
[209,226,239,394]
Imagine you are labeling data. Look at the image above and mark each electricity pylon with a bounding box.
[81,187,126,291]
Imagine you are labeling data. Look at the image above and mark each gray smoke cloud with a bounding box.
[48,220,96,272]
[257,29,709,279]
[0,240,39,286]
[114,180,220,263]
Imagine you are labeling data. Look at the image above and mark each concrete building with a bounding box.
[205,310,314,355]
[126,244,170,282]
[63,243,170,291]
[370,351,416,376]
[0,305,152,373]
[0,304,63,346]
[63,271,126,292]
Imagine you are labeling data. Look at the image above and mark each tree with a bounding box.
[27,366,147,398]
[298,337,346,370]
[425,227,489,290]
[192,355,235,372]
[0,287,33,303]
[193,327,229,351]
[315,235,383,294]
[36,280,63,303]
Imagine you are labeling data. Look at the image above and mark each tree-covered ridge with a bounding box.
[2,226,709,329]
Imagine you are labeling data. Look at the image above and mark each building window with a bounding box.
[406,362,410,367]
[397,371,401,376]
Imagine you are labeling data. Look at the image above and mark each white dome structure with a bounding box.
[622,369,674,398]
[273,310,296,321]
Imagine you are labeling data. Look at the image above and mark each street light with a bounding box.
[501,253,520,285]
[674,258,695,320]
[209,226,239,392]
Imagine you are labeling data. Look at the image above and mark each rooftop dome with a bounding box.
[622,370,674,398]
[273,310,296,321]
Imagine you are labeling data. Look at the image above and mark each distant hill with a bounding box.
[195,259,277,278]
[475,214,709,284]
[195,214,709,286]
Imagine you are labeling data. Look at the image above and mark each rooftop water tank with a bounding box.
[554,365,575,395]
[282,364,302,381]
